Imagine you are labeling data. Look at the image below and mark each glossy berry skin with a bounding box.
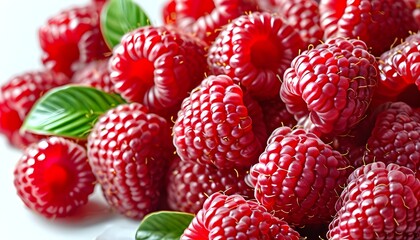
[166,156,254,214]
[0,70,70,149]
[14,137,96,218]
[280,37,378,137]
[319,0,418,56]
[39,4,109,77]
[208,11,304,100]
[249,126,351,226]
[71,58,115,94]
[181,192,301,240]
[374,32,420,108]
[172,74,266,169]
[328,162,420,239]
[109,25,208,119]
[87,102,172,219]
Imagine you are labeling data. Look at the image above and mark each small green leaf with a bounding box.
[100,0,151,49]
[21,85,125,139]
[136,211,194,240]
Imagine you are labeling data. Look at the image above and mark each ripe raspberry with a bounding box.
[162,0,177,24]
[259,97,297,135]
[280,37,378,137]
[13,137,96,218]
[319,0,418,56]
[71,58,115,94]
[273,0,324,46]
[181,192,301,239]
[174,0,258,44]
[0,70,70,149]
[87,102,172,219]
[328,162,420,239]
[374,32,420,108]
[109,25,208,119]
[208,11,304,100]
[166,156,254,214]
[172,74,266,169]
[248,126,351,226]
[39,4,109,77]
[359,101,420,176]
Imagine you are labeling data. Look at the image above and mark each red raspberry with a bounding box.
[259,97,297,135]
[328,162,420,239]
[208,11,304,100]
[181,192,301,239]
[248,126,351,226]
[0,70,70,149]
[359,101,420,176]
[39,4,109,77]
[109,25,208,119]
[174,0,258,44]
[319,0,418,56]
[172,74,266,169]
[273,0,324,46]
[87,102,172,219]
[165,156,254,214]
[374,32,420,108]
[280,37,378,137]
[71,58,115,94]
[13,137,96,218]
[162,0,177,24]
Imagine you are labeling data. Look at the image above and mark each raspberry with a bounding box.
[181,192,301,239]
[71,58,115,94]
[374,32,420,108]
[0,70,70,149]
[273,0,324,46]
[172,74,266,169]
[174,0,258,44]
[162,0,177,24]
[328,162,420,239]
[360,101,420,176]
[87,102,172,219]
[319,0,418,56]
[248,126,351,226]
[165,156,254,214]
[259,97,297,135]
[208,11,304,100]
[280,37,378,137]
[13,137,96,218]
[39,4,109,77]
[109,25,208,119]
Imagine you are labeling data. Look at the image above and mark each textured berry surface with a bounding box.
[166,156,254,214]
[328,162,420,239]
[109,25,208,118]
[249,126,351,226]
[208,11,304,100]
[280,37,378,137]
[14,137,96,218]
[172,74,266,169]
[39,4,109,77]
[181,192,301,239]
[71,58,115,93]
[0,70,70,149]
[319,0,418,56]
[87,102,172,219]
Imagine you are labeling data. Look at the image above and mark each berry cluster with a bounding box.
[1,0,420,239]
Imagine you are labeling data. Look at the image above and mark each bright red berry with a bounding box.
[0,70,70,149]
[39,4,109,77]
[181,192,301,239]
[248,126,351,226]
[13,137,96,218]
[208,11,304,100]
[328,162,420,239]
[87,102,173,219]
[172,74,267,169]
[162,0,177,24]
[280,37,378,137]
[71,58,115,94]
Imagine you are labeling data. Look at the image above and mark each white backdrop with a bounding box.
[0,1,166,239]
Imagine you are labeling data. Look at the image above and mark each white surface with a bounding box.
[0,0,165,239]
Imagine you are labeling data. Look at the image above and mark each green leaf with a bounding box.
[136,211,194,240]
[21,85,125,139]
[100,0,151,49]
